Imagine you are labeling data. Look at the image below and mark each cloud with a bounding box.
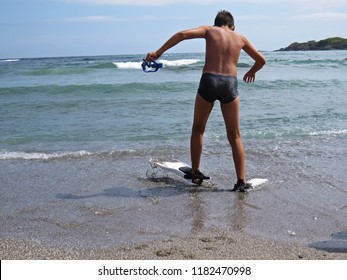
[294,12,347,20]
[64,0,220,5]
[43,15,188,23]
[58,16,123,23]
[64,0,347,6]
[238,15,272,21]
[42,16,119,23]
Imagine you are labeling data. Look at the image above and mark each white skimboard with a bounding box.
[148,159,267,190]
[149,159,210,185]
[245,178,268,192]
[247,178,268,187]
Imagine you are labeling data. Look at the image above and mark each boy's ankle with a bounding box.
[237,179,245,186]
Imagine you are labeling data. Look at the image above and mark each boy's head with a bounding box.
[214,10,234,28]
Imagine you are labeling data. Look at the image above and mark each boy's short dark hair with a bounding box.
[214,10,234,27]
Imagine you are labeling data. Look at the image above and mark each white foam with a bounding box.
[309,129,347,136]
[112,59,200,69]
[0,150,92,160]
[159,59,200,67]
[0,59,20,63]
[112,61,142,69]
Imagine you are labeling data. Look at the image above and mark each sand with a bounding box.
[1,230,346,260]
[1,157,347,260]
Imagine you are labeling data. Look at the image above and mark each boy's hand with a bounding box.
[243,70,256,83]
[146,51,160,61]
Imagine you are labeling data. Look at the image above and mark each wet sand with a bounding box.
[1,231,346,260]
[1,151,347,260]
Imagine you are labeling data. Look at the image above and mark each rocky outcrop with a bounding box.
[276,37,347,51]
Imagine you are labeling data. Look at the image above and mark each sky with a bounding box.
[1,0,347,58]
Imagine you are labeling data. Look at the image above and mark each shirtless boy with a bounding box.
[146,10,266,191]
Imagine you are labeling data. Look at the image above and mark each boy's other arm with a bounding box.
[242,37,266,83]
[146,26,208,61]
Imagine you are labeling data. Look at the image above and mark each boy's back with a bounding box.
[204,26,245,76]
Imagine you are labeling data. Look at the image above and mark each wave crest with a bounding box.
[159,59,200,67]
[0,150,92,160]
[112,59,201,70]
[112,61,142,69]
[0,149,142,161]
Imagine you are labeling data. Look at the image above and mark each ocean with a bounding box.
[1,51,347,252]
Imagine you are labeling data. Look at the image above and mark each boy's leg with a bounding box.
[190,93,214,173]
[220,97,246,182]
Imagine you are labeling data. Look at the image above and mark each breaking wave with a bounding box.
[112,59,201,69]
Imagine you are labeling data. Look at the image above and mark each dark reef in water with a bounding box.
[276,37,347,51]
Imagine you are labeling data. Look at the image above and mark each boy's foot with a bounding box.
[231,179,251,192]
[184,170,205,185]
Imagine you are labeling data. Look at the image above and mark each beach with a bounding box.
[1,148,346,260]
[1,51,347,260]
[1,231,346,260]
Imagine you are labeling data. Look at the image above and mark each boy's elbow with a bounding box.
[176,31,188,40]
[260,56,266,66]
[257,56,266,68]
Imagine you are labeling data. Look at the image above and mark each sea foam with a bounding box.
[112,59,200,69]
[0,150,92,160]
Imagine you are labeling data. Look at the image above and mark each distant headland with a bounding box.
[276,37,347,51]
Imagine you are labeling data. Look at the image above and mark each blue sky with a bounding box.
[1,0,347,58]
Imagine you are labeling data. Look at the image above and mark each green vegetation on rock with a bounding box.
[277,37,347,51]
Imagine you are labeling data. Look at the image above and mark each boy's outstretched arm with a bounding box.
[242,37,266,83]
[146,26,207,61]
